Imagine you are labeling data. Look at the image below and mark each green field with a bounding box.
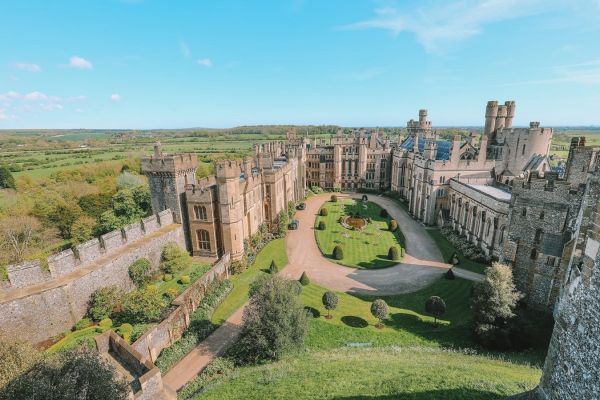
[315,198,405,269]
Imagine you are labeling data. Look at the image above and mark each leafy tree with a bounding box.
[234,275,308,364]
[160,242,192,274]
[128,258,152,287]
[132,185,152,216]
[0,348,128,400]
[472,263,522,349]
[269,260,279,274]
[0,165,16,189]
[299,271,310,286]
[78,193,113,219]
[89,286,124,321]
[276,210,288,238]
[333,245,343,260]
[371,299,389,328]
[95,210,122,236]
[46,201,83,239]
[425,296,446,325]
[0,215,57,264]
[322,291,338,319]
[115,171,145,190]
[70,215,96,245]
[388,246,400,261]
[112,189,141,221]
[0,338,42,390]
[121,286,165,323]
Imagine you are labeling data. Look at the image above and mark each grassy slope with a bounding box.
[315,199,404,269]
[200,348,540,400]
[427,229,488,274]
[211,238,288,325]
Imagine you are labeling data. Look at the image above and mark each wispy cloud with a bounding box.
[503,59,600,86]
[13,62,41,72]
[180,41,191,58]
[67,56,93,69]
[24,91,48,101]
[339,0,552,53]
[0,90,85,121]
[197,58,213,67]
[110,93,121,102]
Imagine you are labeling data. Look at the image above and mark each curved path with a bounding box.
[283,193,482,295]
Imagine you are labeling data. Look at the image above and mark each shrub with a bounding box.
[122,333,131,344]
[232,275,308,364]
[118,323,133,335]
[163,273,173,282]
[388,219,398,232]
[380,208,388,217]
[161,242,192,274]
[121,286,165,323]
[425,296,447,325]
[445,268,456,280]
[289,280,303,296]
[276,210,289,238]
[180,275,191,284]
[128,258,151,287]
[361,194,368,202]
[0,339,42,390]
[89,286,124,321]
[318,221,326,230]
[333,245,344,260]
[230,258,248,275]
[371,299,389,328]
[388,246,400,261]
[269,260,279,274]
[299,271,310,286]
[165,288,179,301]
[99,318,113,329]
[74,318,92,331]
[319,208,328,216]
[331,194,338,202]
[322,291,338,319]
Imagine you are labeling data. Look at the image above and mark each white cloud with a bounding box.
[110,93,121,102]
[180,41,191,58]
[24,91,48,101]
[67,56,93,69]
[197,58,213,67]
[0,91,20,102]
[13,63,41,72]
[42,103,63,111]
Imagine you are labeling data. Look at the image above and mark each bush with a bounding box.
[322,291,338,318]
[269,260,279,274]
[361,194,368,202]
[177,357,235,400]
[299,271,310,286]
[388,246,400,261]
[73,318,92,331]
[230,258,248,275]
[89,286,124,321]
[121,286,165,323]
[118,323,133,335]
[371,299,389,328]
[318,221,326,231]
[331,194,338,202]
[165,288,179,301]
[388,219,398,232]
[276,210,289,238]
[128,258,151,287]
[445,268,456,280]
[380,208,388,218]
[425,296,447,325]
[163,273,173,282]
[333,245,344,260]
[99,318,113,329]
[180,275,191,284]
[0,339,42,390]
[161,242,192,274]
[320,208,328,216]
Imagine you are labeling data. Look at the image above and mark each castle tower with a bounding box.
[215,161,245,259]
[423,140,437,160]
[495,104,508,131]
[505,101,516,128]
[484,101,499,137]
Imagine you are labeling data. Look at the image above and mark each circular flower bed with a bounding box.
[344,215,367,230]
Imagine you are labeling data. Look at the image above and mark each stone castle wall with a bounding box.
[0,209,184,343]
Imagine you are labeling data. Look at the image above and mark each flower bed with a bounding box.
[440,226,488,263]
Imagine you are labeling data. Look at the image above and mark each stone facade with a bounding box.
[0,213,184,343]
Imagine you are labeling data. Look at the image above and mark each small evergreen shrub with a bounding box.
[74,318,92,331]
[389,219,398,232]
[333,245,344,260]
[99,318,113,329]
[299,271,310,286]
[89,286,124,321]
[161,242,192,274]
[445,268,456,280]
[165,288,179,301]
[388,246,400,261]
[269,260,279,274]
[118,323,133,335]
[180,275,191,284]
[128,258,151,287]
[371,299,389,328]
[338,216,344,223]
[331,194,338,202]
[322,291,338,319]
[163,274,173,282]
[318,221,326,230]
[230,258,248,275]
[320,208,328,216]
[380,208,388,218]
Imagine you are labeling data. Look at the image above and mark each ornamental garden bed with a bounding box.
[315,198,406,269]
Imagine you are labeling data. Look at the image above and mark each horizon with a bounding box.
[2,0,600,129]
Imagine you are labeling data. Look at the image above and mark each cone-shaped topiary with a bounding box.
[389,219,398,232]
[331,194,338,202]
[380,208,388,217]
[388,246,400,261]
[269,260,279,274]
[318,221,326,230]
[445,268,455,280]
[299,271,310,286]
[333,245,344,260]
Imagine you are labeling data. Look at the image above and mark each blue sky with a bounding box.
[1,0,600,129]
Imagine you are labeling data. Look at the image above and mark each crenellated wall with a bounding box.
[0,210,184,343]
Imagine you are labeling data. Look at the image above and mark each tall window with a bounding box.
[534,228,543,243]
[194,205,208,220]
[197,229,211,251]
[530,248,538,260]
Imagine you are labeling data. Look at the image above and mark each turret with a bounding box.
[484,101,498,136]
[419,109,428,126]
[505,101,516,128]
[424,140,437,160]
[450,135,461,163]
[495,105,508,131]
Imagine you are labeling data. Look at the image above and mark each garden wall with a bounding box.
[132,253,230,362]
[0,210,184,343]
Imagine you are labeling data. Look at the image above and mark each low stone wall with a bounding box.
[0,211,185,343]
[132,253,230,362]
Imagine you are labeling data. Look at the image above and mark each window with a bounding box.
[521,208,527,217]
[534,229,543,243]
[546,256,556,266]
[530,248,538,260]
[194,205,208,220]
[540,211,545,220]
[197,229,211,251]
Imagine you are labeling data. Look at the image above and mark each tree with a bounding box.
[0,348,129,400]
[425,296,446,325]
[388,219,398,232]
[121,286,165,323]
[160,242,192,274]
[78,193,113,219]
[89,286,124,321]
[112,189,142,221]
[276,210,288,238]
[472,263,523,349]
[0,215,56,264]
[333,245,343,260]
[116,171,145,190]
[299,271,310,286]
[132,185,152,216]
[128,258,152,287]
[388,246,400,261]
[269,260,279,274]
[0,338,42,389]
[0,165,16,189]
[287,200,296,220]
[46,200,83,240]
[234,275,309,364]
[371,299,389,328]
[70,215,96,245]
[322,291,338,319]
[445,268,455,280]
[95,210,122,236]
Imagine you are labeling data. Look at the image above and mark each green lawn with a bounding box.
[199,347,541,400]
[211,238,288,325]
[315,199,405,269]
[427,229,489,274]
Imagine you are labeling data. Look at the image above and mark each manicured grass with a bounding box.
[46,326,106,354]
[427,229,488,274]
[154,262,212,299]
[199,347,541,400]
[211,238,288,325]
[315,199,405,269]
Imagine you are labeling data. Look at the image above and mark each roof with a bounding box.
[466,184,512,201]
[522,154,548,172]
[399,136,453,160]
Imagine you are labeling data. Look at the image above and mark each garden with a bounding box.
[314,196,406,269]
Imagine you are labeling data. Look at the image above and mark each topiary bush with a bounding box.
[165,288,179,301]
[322,291,338,319]
[389,219,398,232]
[318,221,326,231]
[121,286,165,323]
[331,194,338,203]
[230,258,248,275]
[445,268,455,280]
[299,271,310,286]
[163,273,173,282]
[338,216,344,223]
[99,318,113,329]
[425,296,447,325]
[73,318,92,331]
[161,242,192,274]
[128,258,151,287]
[269,260,279,274]
[320,208,328,216]
[333,245,344,260]
[180,275,191,284]
[380,208,388,218]
[371,299,389,328]
[388,246,400,261]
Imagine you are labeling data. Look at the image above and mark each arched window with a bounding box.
[194,205,208,221]
[534,228,543,243]
[197,229,211,251]
[486,219,492,237]
[498,226,505,245]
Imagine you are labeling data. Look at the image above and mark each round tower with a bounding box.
[484,101,498,136]
[495,105,508,131]
[419,109,428,126]
[504,101,516,128]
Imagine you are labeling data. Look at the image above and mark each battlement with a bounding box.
[215,159,242,179]
[512,172,582,197]
[141,142,198,174]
